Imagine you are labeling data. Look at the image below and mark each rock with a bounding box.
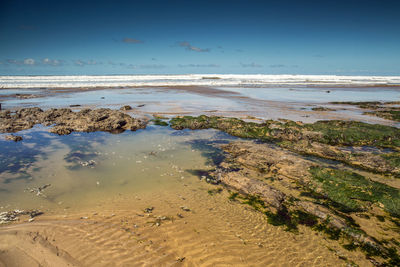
[0,107,148,135]
[79,160,96,167]
[120,105,132,111]
[5,135,23,142]
[0,209,43,224]
[144,207,154,213]
[221,172,285,210]
[296,201,347,229]
[180,206,191,212]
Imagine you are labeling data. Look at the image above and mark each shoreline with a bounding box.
[2,84,400,90]
[1,85,399,128]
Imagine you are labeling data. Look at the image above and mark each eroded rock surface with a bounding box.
[0,107,147,135]
[170,115,400,177]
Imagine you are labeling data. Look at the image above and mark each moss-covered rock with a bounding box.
[309,167,400,216]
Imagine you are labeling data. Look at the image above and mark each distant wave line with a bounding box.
[1,74,400,88]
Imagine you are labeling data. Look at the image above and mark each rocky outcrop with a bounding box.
[0,107,147,135]
[207,140,399,264]
[221,172,285,210]
[170,115,400,177]
[280,140,400,176]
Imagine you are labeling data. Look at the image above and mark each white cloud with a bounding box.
[23,58,35,65]
[42,58,64,66]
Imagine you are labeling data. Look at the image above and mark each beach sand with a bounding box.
[0,189,372,267]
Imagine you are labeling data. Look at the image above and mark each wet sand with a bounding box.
[1,85,399,127]
[0,189,371,267]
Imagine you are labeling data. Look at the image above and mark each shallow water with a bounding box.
[1,87,242,114]
[0,126,236,212]
[219,86,400,103]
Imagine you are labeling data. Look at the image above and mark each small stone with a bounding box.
[144,207,154,213]
[180,206,190,212]
[120,105,132,111]
[5,135,23,142]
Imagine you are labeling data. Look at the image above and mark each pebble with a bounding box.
[180,206,191,212]
[144,207,154,213]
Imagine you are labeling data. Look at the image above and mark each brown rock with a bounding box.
[120,105,132,111]
[5,135,23,142]
[0,107,147,135]
[221,172,285,209]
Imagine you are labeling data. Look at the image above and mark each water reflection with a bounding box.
[0,126,235,212]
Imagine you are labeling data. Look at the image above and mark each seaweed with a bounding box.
[382,153,400,168]
[228,192,239,201]
[309,167,400,216]
[365,110,400,122]
[241,194,265,211]
[207,188,223,195]
[304,120,400,148]
[152,119,168,126]
[170,115,400,149]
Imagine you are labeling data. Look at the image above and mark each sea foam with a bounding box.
[0,74,399,88]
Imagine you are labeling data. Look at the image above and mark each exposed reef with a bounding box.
[0,107,148,136]
[210,141,400,266]
[170,115,400,265]
[170,115,400,177]
[330,101,400,122]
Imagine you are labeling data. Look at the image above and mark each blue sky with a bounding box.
[0,0,399,75]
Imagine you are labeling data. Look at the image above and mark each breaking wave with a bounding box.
[1,74,400,88]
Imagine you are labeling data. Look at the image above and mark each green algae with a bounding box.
[365,110,400,122]
[170,115,400,149]
[309,167,400,216]
[329,101,400,122]
[382,153,400,168]
[207,188,223,195]
[152,118,168,126]
[304,120,400,148]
